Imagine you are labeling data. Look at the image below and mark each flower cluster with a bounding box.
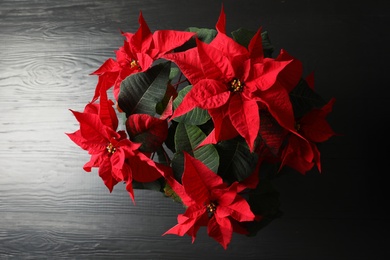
[67,7,336,249]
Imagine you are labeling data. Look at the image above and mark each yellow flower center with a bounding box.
[130,59,141,69]
[106,143,116,154]
[206,202,217,217]
[229,78,244,92]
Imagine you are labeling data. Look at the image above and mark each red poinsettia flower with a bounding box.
[66,90,164,202]
[163,7,302,151]
[163,153,256,249]
[280,97,336,174]
[91,11,195,101]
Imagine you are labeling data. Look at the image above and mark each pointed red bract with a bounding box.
[300,98,336,143]
[66,93,165,203]
[280,98,337,174]
[163,153,255,249]
[274,49,303,93]
[163,7,301,151]
[91,11,195,101]
[305,71,315,90]
[126,114,168,153]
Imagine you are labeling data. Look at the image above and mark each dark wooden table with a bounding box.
[1,1,389,259]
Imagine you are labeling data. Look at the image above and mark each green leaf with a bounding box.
[156,83,178,115]
[152,146,171,166]
[186,27,217,44]
[163,182,183,204]
[172,123,219,181]
[164,121,178,154]
[132,178,165,192]
[216,137,258,183]
[231,28,274,58]
[174,27,217,52]
[260,31,274,57]
[118,61,171,117]
[194,145,219,175]
[169,66,180,80]
[289,78,327,118]
[171,152,184,182]
[245,179,283,236]
[175,123,205,154]
[173,85,211,125]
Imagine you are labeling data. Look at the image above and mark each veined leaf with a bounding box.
[186,27,217,44]
[216,137,258,182]
[174,123,206,153]
[172,123,219,180]
[118,61,171,117]
[173,85,211,125]
[173,27,217,53]
[194,145,219,175]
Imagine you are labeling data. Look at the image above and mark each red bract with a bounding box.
[126,114,168,153]
[125,97,173,153]
[66,91,164,203]
[163,153,256,249]
[281,98,337,174]
[163,7,302,151]
[91,11,194,101]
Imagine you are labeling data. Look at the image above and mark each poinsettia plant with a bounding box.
[67,6,336,249]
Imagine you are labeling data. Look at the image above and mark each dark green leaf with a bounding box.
[260,31,274,57]
[171,152,184,182]
[174,27,217,52]
[172,123,219,180]
[216,137,258,183]
[194,145,219,174]
[152,146,171,166]
[132,178,165,192]
[169,67,180,80]
[165,121,178,153]
[231,28,274,57]
[118,61,171,117]
[155,83,177,115]
[174,123,203,153]
[173,85,211,125]
[289,78,327,118]
[187,27,217,44]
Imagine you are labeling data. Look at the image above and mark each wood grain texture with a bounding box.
[1,0,389,259]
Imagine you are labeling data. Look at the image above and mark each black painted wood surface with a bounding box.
[1,1,389,259]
